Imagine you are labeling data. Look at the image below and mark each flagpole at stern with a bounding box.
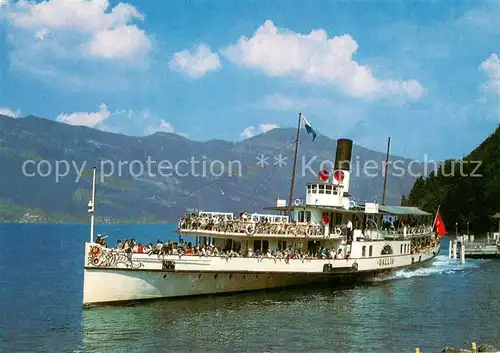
[432,204,441,230]
[287,112,302,218]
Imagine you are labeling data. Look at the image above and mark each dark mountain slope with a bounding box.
[0,114,424,222]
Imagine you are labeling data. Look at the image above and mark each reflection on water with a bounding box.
[82,286,360,353]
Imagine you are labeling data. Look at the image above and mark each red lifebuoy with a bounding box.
[334,170,345,182]
[322,216,330,224]
[318,169,329,181]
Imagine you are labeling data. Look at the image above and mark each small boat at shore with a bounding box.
[82,115,442,307]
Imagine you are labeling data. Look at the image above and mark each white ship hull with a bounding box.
[83,242,440,307]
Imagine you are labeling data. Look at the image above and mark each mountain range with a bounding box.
[0,114,426,222]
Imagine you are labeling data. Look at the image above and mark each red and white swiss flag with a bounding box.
[435,211,447,237]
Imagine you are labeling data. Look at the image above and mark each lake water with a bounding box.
[0,223,499,352]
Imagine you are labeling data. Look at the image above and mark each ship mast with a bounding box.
[287,112,302,217]
[88,167,96,243]
[381,137,391,206]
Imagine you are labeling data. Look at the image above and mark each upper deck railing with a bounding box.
[178,213,433,239]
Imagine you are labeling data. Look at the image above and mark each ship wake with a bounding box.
[372,255,485,282]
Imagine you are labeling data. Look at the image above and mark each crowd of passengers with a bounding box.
[179,213,431,236]
[179,213,324,232]
[381,218,431,232]
[94,236,350,260]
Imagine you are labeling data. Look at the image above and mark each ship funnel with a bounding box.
[334,139,353,171]
[333,138,353,196]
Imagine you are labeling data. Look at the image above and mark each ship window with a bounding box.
[262,240,269,253]
[381,245,393,255]
[311,185,317,193]
[225,239,233,252]
[362,246,366,257]
[253,240,261,252]
[325,185,332,194]
[318,185,325,194]
[298,211,305,222]
[278,240,287,251]
[369,245,373,257]
[305,211,311,222]
[400,244,403,254]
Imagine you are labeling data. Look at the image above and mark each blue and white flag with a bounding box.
[302,116,317,142]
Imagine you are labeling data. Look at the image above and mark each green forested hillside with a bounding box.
[406,126,500,233]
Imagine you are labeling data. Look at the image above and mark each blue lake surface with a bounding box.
[0,223,499,352]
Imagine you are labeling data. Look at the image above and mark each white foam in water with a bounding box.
[372,255,485,282]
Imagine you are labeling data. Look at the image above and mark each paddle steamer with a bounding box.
[82,115,441,307]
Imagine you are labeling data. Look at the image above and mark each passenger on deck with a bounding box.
[123,240,131,253]
[96,235,107,247]
[116,240,123,249]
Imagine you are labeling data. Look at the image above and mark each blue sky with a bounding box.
[0,0,498,160]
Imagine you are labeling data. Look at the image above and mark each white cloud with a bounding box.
[56,103,110,127]
[151,120,175,134]
[142,117,177,135]
[169,44,221,78]
[86,25,150,60]
[240,123,279,139]
[9,0,141,32]
[0,107,21,118]
[224,20,424,101]
[259,123,279,133]
[6,0,151,62]
[480,53,500,96]
[240,126,255,139]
